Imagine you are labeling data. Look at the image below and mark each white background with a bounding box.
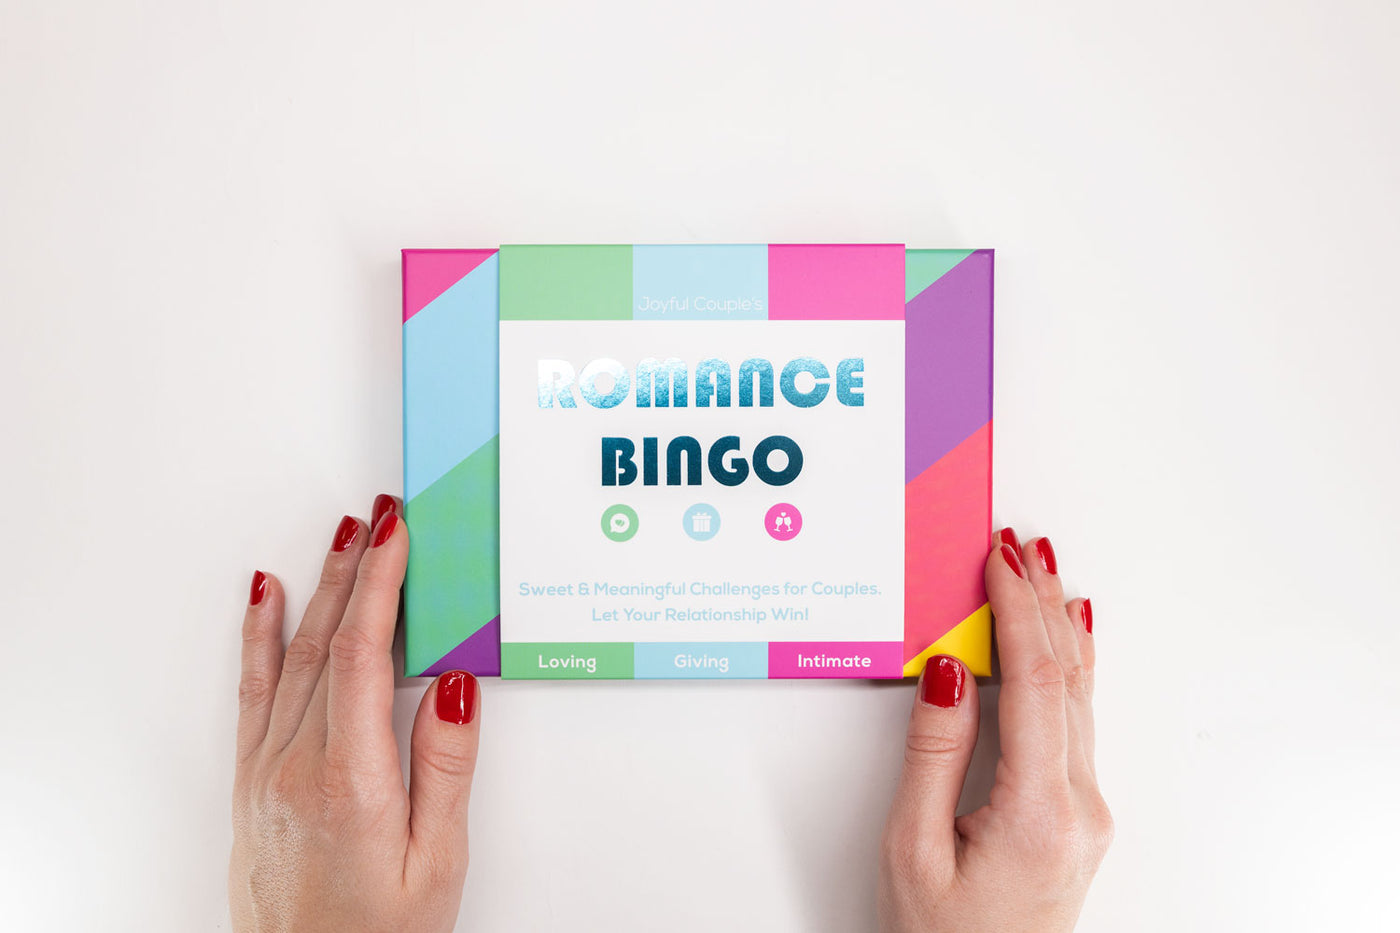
[2,1,1397,930]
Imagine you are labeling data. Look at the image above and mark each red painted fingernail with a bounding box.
[436,671,477,724]
[249,570,267,606]
[371,511,399,548]
[1082,598,1094,634]
[996,527,1021,553]
[331,515,359,552]
[1000,544,1025,579]
[1035,537,1058,574]
[922,655,966,708]
[372,494,397,529]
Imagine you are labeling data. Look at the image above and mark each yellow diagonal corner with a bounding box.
[903,603,992,678]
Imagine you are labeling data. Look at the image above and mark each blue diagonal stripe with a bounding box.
[403,252,499,501]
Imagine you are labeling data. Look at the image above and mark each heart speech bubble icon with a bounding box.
[601,504,639,542]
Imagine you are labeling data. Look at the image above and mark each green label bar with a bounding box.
[501,642,634,680]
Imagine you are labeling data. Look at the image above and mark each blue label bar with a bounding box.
[631,245,769,321]
[633,642,769,679]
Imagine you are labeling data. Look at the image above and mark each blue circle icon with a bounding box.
[683,503,721,541]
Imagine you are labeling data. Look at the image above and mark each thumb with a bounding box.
[407,671,482,882]
[884,656,980,869]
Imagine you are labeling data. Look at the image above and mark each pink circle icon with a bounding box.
[765,503,802,541]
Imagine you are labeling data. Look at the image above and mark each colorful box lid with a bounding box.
[402,245,993,680]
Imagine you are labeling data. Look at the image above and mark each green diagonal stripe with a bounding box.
[404,436,499,675]
[906,249,974,302]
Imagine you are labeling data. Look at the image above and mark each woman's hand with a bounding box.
[879,530,1112,932]
[230,496,481,933]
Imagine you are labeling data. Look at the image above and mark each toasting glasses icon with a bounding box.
[764,503,802,541]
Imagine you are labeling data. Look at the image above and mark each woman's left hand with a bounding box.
[230,495,482,933]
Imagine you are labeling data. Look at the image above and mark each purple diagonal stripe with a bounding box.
[905,250,994,482]
[423,617,501,677]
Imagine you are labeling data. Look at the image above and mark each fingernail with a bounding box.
[371,512,399,548]
[1000,544,1025,579]
[372,494,397,529]
[249,570,267,606]
[1081,598,1094,634]
[996,527,1021,553]
[921,655,966,708]
[331,515,359,552]
[436,671,478,724]
[1035,537,1058,574]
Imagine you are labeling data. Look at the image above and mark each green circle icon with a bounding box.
[601,504,639,542]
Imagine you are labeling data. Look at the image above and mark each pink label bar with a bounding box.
[767,642,904,679]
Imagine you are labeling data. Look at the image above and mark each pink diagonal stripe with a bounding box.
[402,249,497,322]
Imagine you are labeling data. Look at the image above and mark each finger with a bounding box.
[371,493,401,530]
[237,570,284,765]
[406,671,481,888]
[987,530,1069,786]
[1065,596,1096,768]
[884,656,981,880]
[325,510,407,771]
[1069,596,1094,657]
[264,515,369,750]
[1021,537,1080,672]
[1022,536,1090,782]
[292,495,404,751]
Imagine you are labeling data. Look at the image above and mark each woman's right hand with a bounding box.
[878,529,1113,932]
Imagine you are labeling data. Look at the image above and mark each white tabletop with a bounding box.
[3,2,1397,930]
